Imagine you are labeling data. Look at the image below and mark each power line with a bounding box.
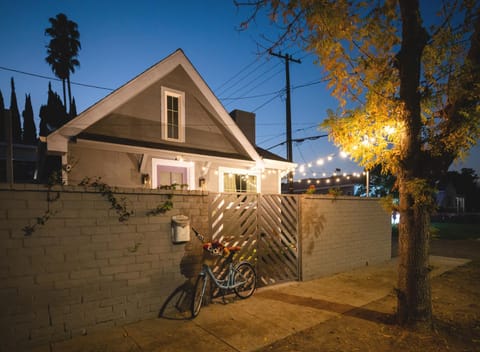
[221,61,283,101]
[213,49,275,93]
[257,124,318,146]
[220,88,284,101]
[251,91,284,112]
[215,57,272,97]
[221,76,330,102]
[266,134,328,151]
[0,66,114,91]
[216,49,305,99]
[223,66,285,108]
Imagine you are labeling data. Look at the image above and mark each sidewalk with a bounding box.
[44,256,469,352]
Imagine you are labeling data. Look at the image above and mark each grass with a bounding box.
[391,222,480,240]
[430,222,480,240]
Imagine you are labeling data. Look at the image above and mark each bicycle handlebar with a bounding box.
[191,227,205,242]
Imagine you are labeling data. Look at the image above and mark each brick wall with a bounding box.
[0,184,209,351]
[299,195,391,281]
[0,186,391,350]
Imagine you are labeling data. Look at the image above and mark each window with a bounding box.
[152,158,194,189]
[166,95,179,139]
[161,87,185,142]
[219,167,259,193]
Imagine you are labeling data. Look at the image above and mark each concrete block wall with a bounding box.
[299,195,391,281]
[1,186,391,350]
[0,184,209,351]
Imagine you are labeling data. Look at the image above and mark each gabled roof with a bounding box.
[46,49,261,162]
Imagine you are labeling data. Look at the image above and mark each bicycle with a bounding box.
[190,227,256,318]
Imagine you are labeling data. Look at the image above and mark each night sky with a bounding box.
[1,0,478,179]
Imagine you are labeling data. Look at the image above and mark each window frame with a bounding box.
[161,86,185,143]
[151,158,195,189]
[218,167,260,193]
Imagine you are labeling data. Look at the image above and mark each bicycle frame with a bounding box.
[199,261,249,291]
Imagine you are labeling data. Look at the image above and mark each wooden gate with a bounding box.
[209,193,299,287]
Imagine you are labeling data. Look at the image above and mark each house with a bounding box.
[436,181,465,213]
[46,49,294,193]
[0,142,37,183]
[282,175,365,195]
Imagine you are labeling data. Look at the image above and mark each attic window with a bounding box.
[161,87,185,142]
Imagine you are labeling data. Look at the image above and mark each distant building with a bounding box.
[436,181,465,213]
[282,174,366,195]
[0,142,37,183]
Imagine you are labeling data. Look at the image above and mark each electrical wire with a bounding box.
[0,66,114,91]
[215,57,272,97]
[224,66,285,108]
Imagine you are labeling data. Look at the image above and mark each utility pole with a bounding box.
[269,50,301,193]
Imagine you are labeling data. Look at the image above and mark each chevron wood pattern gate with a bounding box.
[208,193,299,287]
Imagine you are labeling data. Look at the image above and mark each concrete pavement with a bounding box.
[38,255,469,352]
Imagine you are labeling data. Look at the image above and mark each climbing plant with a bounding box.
[24,172,177,236]
[78,176,133,222]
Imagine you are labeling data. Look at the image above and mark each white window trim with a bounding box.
[218,167,261,193]
[152,158,195,189]
[161,86,185,142]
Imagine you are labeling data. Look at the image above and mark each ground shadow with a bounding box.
[158,280,193,320]
[256,290,395,325]
[158,251,201,320]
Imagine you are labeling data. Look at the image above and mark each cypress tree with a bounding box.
[10,78,22,143]
[39,82,67,136]
[22,94,37,144]
[0,90,5,142]
[69,97,77,119]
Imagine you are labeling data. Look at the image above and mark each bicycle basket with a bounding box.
[203,241,225,256]
[203,241,241,257]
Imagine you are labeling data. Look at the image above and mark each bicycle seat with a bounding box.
[203,241,241,257]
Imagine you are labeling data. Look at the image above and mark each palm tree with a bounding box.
[45,13,81,112]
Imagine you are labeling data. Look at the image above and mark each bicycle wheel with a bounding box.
[191,274,207,317]
[233,262,256,298]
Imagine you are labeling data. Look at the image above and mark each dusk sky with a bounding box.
[1,0,478,178]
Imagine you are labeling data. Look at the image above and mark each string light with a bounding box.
[285,149,366,182]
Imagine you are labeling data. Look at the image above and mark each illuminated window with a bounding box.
[219,167,259,193]
[161,87,185,142]
[224,174,257,193]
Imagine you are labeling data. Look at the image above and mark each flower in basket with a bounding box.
[203,241,224,256]
[203,241,241,257]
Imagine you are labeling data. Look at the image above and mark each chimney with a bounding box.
[230,109,256,145]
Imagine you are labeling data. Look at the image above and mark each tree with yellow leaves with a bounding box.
[237,0,480,329]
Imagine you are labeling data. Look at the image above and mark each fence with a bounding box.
[208,193,299,286]
[0,184,390,350]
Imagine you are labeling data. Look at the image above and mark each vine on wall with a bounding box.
[22,169,64,236]
[23,172,176,236]
[79,177,133,222]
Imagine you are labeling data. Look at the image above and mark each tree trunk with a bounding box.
[67,75,72,113]
[396,0,432,329]
[396,176,432,328]
[62,79,67,111]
